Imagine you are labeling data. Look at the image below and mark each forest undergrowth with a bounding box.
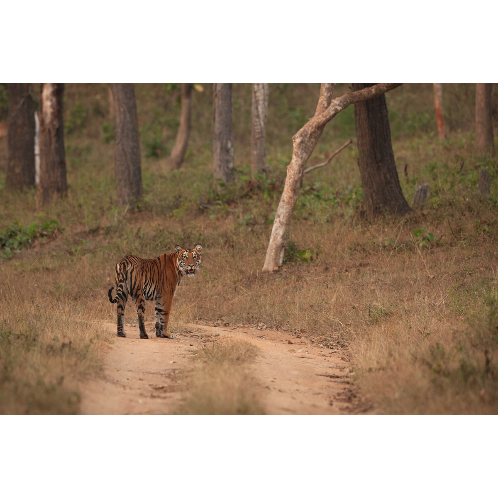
[0,83,497,414]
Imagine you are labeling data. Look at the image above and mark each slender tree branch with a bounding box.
[303,139,353,175]
[262,83,403,272]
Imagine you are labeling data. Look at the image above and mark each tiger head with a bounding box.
[175,244,202,278]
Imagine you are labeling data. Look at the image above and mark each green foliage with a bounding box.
[283,241,314,263]
[238,215,254,227]
[413,227,435,248]
[165,83,180,93]
[100,122,114,144]
[0,219,62,260]
[64,102,87,136]
[143,136,166,159]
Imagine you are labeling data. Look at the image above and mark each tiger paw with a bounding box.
[140,333,149,339]
[160,332,174,339]
[117,332,126,338]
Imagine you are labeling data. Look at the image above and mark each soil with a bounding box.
[79,322,373,415]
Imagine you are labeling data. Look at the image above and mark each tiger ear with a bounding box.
[195,244,202,253]
[175,245,182,254]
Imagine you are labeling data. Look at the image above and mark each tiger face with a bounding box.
[175,244,203,278]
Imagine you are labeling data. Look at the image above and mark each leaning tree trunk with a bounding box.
[262,83,403,272]
[213,83,233,191]
[39,83,68,204]
[354,83,410,219]
[433,83,447,140]
[475,83,494,156]
[169,83,192,169]
[251,83,269,176]
[6,83,35,190]
[111,83,143,207]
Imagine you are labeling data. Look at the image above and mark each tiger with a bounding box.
[108,245,202,339]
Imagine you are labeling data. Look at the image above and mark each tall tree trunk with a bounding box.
[6,83,35,190]
[475,83,494,156]
[262,83,403,272]
[111,83,143,207]
[169,83,192,170]
[39,83,68,204]
[433,83,447,140]
[34,110,40,185]
[354,83,410,219]
[213,83,233,191]
[251,83,269,176]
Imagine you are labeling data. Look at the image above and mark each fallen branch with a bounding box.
[303,139,353,175]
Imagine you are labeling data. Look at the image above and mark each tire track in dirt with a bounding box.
[80,323,370,415]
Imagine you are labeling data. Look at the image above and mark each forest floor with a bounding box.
[80,322,369,415]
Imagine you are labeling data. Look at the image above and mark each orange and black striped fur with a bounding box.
[108,245,202,339]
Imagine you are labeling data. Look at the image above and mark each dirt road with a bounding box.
[80,323,368,415]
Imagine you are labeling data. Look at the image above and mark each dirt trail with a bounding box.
[80,323,367,415]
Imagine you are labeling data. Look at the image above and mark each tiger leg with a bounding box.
[135,293,149,339]
[157,295,174,339]
[117,294,128,338]
[155,299,163,338]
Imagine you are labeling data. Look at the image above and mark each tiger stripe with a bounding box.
[108,245,202,339]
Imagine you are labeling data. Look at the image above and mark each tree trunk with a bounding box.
[478,169,491,197]
[251,83,269,176]
[433,83,447,140]
[34,110,40,185]
[169,83,192,170]
[111,83,143,207]
[475,83,494,156]
[6,83,35,190]
[354,83,410,219]
[39,83,68,204]
[413,183,430,210]
[262,83,403,272]
[213,83,233,190]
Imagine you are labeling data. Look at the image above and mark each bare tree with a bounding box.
[251,83,269,176]
[433,83,447,140]
[39,83,68,204]
[6,83,35,190]
[111,83,143,207]
[262,83,403,272]
[354,83,410,218]
[475,83,494,156]
[169,83,192,169]
[213,83,233,190]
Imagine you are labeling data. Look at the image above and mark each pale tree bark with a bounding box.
[6,83,35,190]
[251,83,269,176]
[354,83,410,218]
[433,83,447,140]
[39,83,68,204]
[111,83,143,207]
[262,83,403,272]
[213,83,233,190]
[475,83,494,156]
[169,83,192,169]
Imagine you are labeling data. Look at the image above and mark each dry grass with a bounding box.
[0,83,497,414]
[0,262,114,414]
[176,338,264,415]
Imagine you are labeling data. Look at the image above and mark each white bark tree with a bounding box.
[213,83,233,191]
[170,83,192,169]
[251,83,269,176]
[39,83,68,204]
[262,83,403,272]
